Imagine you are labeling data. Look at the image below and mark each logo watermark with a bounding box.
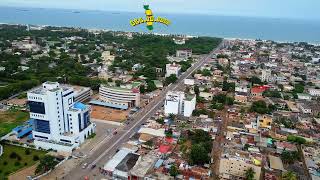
[130,4,171,30]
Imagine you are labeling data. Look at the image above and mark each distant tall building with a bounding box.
[166,63,181,77]
[176,49,192,59]
[27,82,95,152]
[164,91,196,117]
[261,69,272,82]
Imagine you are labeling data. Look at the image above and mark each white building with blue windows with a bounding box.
[27,82,95,153]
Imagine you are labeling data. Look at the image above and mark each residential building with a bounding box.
[261,69,272,82]
[164,91,196,117]
[98,82,141,109]
[165,63,181,77]
[235,85,248,93]
[251,86,269,97]
[235,92,248,103]
[308,88,320,97]
[176,49,192,59]
[103,148,140,179]
[27,82,95,152]
[173,38,186,45]
[219,157,261,180]
[102,51,115,65]
[297,93,312,100]
[257,115,273,129]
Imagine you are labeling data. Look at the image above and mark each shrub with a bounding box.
[9,152,18,159]
[17,155,22,161]
[25,149,31,155]
[14,161,21,166]
[24,162,28,166]
[33,155,40,161]
[3,161,8,166]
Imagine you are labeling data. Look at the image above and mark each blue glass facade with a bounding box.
[83,112,90,129]
[34,119,50,134]
[29,101,45,114]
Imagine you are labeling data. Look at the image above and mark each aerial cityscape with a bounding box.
[0,1,320,180]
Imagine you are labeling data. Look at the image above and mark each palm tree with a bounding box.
[245,168,255,180]
[282,171,297,180]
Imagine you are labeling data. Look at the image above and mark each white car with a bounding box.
[82,163,88,169]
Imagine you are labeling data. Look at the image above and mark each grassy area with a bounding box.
[0,144,47,178]
[0,108,29,136]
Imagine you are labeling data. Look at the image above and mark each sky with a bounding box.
[1,0,320,20]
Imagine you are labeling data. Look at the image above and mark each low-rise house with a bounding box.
[308,88,320,97]
[275,141,297,154]
[257,115,273,129]
[235,92,248,103]
[297,93,312,100]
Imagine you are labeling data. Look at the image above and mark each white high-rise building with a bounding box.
[28,82,95,152]
[166,63,181,77]
[164,91,196,117]
[261,69,272,82]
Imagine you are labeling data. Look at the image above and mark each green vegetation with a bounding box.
[0,144,46,178]
[87,133,96,139]
[281,150,300,164]
[165,74,178,85]
[211,94,234,110]
[245,168,255,180]
[250,100,275,114]
[262,89,282,98]
[0,25,221,99]
[282,171,297,180]
[188,129,212,165]
[222,81,235,92]
[249,76,263,85]
[274,117,295,129]
[0,108,29,136]
[169,164,179,177]
[293,83,305,93]
[35,155,59,175]
[287,135,307,144]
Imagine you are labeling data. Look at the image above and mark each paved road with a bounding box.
[62,41,225,180]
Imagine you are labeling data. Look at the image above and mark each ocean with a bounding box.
[0,6,320,43]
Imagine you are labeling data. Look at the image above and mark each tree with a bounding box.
[115,80,122,87]
[189,144,210,165]
[169,164,179,177]
[282,171,297,180]
[293,83,304,93]
[139,84,146,94]
[35,155,57,174]
[156,118,165,125]
[165,74,178,85]
[250,76,263,85]
[146,81,157,92]
[281,151,300,164]
[287,135,306,144]
[194,85,200,96]
[250,100,270,114]
[245,168,255,180]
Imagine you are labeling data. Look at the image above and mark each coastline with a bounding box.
[1,22,319,46]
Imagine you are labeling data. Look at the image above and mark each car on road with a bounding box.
[82,163,88,169]
[91,164,96,169]
[113,131,118,135]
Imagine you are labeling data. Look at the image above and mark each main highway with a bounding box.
[62,40,225,180]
